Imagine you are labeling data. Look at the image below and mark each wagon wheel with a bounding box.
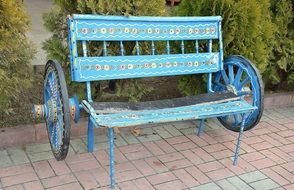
[43,60,71,160]
[212,55,264,132]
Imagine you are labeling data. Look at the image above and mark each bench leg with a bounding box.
[108,127,115,189]
[233,115,246,165]
[196,119,205,136]
[87,117,94,152]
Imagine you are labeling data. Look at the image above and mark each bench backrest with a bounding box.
[67,14,223,82]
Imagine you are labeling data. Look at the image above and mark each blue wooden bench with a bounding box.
[33,14,264,189]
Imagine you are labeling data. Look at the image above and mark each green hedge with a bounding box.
[0,0,34,116]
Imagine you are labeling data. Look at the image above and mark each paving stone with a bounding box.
[249,178,280,190]
[1,172,38,187]
[273,188,285,190]
[70,138,87,154]
[46,182,82,190]
[67,146,76,156]
[119,180,137,190]
[116,169,143,183]
[4,184,24,190]
[173,169,199,188]
[226,176,253,190]
[143,141,164,156]
[284,183,294,190]
[6,148,29,165]
[33,160,55,179]
[239,171,267,183]
[94,142,109,151]
[0,150,13,168]
[132,159,156,176]
[216,179,238,190]
[152,126,173,139]
[163,125,182,137]
[26,143,51,153]
[48,159,71,175]
[75,170,99,189]
[141,128,155,135]
[146,172,177,185]
[23,180,44,190]
[94,135,108,143]
[137,134,161,143]
[154,179,186,190]
[133,178,155,190]
[185,166,210,185]
[174,121,195,130]
[27,151,54,162]
[180,127,195,135]
[190,182,221,190]
[42,174,77,188]
[114,134,128,147]
[120,132,140,144]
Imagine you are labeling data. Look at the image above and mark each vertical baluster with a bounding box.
[82,41,93,102]
[208,39,212,52]
[219,21,224,70]
[166,40,170,54]
[195,40,199,53]
[120,41,124,56]
[181,40,185,54]
[103,41,107,56]
[151,40,155,55]
[135,41,140,55]
[207,39,213,93]
[82,40,87,56]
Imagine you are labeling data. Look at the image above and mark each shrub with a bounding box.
[43,0,167,101]
[265,0,293,90]
[0,0,34,115]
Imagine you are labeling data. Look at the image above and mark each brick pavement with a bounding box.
[0,107,293,190]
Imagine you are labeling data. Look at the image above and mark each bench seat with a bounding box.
[82,92,257,128]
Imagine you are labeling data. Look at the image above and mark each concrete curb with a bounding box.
[1,92,293,148]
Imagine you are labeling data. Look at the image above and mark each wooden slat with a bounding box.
[74,53,220,81]
[89,92,238,114]
[88,100,256,128]
[73,16,220,41]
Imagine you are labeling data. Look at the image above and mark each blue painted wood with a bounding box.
[197,119,205,136]
[195,40,199,53]
[92,100,257,128]
[73,20,219,41]
[73,53,220,81]
[103,41,107,56]
[135,41,140,55]
[151,41,155,55]
[108,128,115,188]
[72,14,222,22]
[87,117,94,152]
[233,114,246,165]
[166,40,170,54]
[181,40,185,54]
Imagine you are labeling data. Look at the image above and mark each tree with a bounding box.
[0,0,34,115]
[43,0,167,101]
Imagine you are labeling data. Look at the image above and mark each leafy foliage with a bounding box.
[0,0,34,115]
[43,0,167,101]
[265,0,293,89]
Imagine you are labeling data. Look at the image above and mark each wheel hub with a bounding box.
[46,99,58,122]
